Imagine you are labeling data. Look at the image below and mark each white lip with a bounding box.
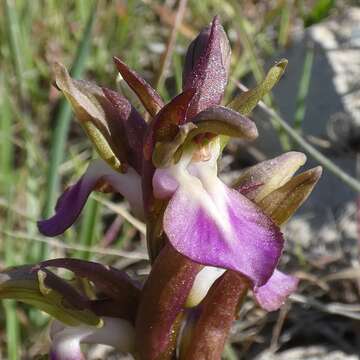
[50,317,136,358]
[185,266,226,307]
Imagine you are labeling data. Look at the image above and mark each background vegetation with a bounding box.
[0,0,354,358]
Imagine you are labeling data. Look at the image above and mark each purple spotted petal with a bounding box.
[163,177,283,287]
[38,160,142,237]
[184,16,231,119]
[253,269,299,311]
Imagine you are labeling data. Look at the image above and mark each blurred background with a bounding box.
[1,0,360,359]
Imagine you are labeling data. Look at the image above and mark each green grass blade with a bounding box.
[303,0,335,27]
[41,3,97,259]
[234,7,264,84]
[294,46,314,132]
[0,74,19,360]
[0,77,13,187]
[4,300,19,360]
[3,0,25,99]
[3,189,20,359]
[75,197,100,260]
[74,152,100,260]
[173,52,183,95]
[278,0,292,48]
[256,98,360,193]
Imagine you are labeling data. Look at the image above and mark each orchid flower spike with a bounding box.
[0,15,322,360]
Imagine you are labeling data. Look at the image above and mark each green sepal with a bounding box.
[259,166,322,226]
[54,62,123,171]
[229,59,288,115]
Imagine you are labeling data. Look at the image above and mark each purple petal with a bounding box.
[184,16,231,119]
[38,160,142,237]
[152,167,180,199]
[253,269,299,311]
[163,177,283,287]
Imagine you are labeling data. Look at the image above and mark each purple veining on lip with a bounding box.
[253,269,299,311]
[163,179,283,287]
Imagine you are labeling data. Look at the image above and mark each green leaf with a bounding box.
[0,266,101,327]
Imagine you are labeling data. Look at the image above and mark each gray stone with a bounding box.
[248,7,360,264]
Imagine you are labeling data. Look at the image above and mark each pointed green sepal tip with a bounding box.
[259,166,322,226]
[53,62,123,171]
[233,151,307,202]
[229,58,288,115]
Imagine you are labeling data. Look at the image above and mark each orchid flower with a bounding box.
[0,16,322,360]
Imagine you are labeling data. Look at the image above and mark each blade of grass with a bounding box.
[92,194,146,235]
[3,299,19,360]
[3,187,20,360]
[3,230,147,260]
[303,0,335,27]
[278,0,293,48]
[232,1,291,150]
[0,73,19,360]
[74,198,100,260]
[0,77,13,187]
[3,0,25,100]
[173,51,183,94]
[223,343,238,360]
[293,46,314,132]
[41,2,97,259]
[155,0,188,90]
[235,8,265,84]
[74,152,100,260]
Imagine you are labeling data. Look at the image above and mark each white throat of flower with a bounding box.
[171,138,233,242]
[50,317,135,358]
[162,139,232,308]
